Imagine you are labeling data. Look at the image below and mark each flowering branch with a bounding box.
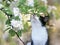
[15,31,25,45]
[0,8,25,45]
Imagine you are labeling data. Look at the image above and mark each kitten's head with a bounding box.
[30,14,42,26]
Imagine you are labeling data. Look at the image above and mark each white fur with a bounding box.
[31,15,48,45]
[27,42,31,45]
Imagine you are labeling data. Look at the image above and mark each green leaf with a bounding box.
[9,29,16,36]
[14,16,20,20]
[3,1,10,7]
[19,5,33,14]
[19,0,26,5]
[4,27,11,32]
[2,7,13,15]
[6,19,11,25]
[17,30,22,37]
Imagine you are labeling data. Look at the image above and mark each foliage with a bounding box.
[9,29,16,36]
[18,0,47,15]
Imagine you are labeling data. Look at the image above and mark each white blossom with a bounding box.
[11,19,23,30]
[48,6,57,13]
[13,7,22,20]
[52,6,57,10]
[7,1,11,4]
[13,7,20,16]
[27,0,34,7]
[0,4,4,9]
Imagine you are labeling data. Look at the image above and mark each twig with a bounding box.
[15,32,25,45]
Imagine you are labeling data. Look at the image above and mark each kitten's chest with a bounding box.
[32,26,48,40]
